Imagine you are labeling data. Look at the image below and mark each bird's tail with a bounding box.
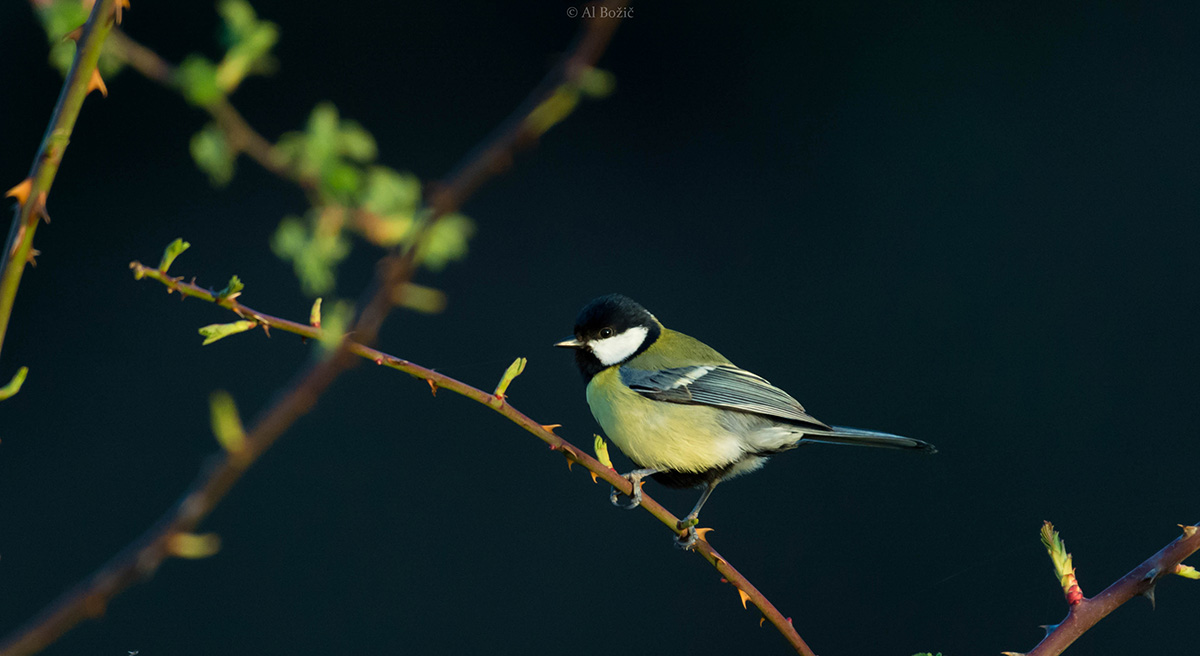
[801,426,937,454]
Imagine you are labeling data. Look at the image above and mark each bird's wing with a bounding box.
[619,364,831,429]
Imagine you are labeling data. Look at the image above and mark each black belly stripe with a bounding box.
[651,463,735,489]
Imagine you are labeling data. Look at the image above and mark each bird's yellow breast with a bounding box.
[586,366,746,473]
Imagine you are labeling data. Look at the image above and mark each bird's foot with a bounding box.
[608,468,657,510]
[674,516,701,550]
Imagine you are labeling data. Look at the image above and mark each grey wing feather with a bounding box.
[619,364,831,429]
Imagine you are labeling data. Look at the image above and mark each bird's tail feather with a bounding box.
[802,426,937,454]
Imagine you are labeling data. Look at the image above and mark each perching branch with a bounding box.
[125,260,816,655]
[0,5,631,655]
[1018,522,1200,656]
[0,0,123,394]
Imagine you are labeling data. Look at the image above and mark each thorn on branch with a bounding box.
[34,191,50,224]
[6,177,33,206]
[559,445,578,471]
[114,0,131,24]
[1140,583,1157,609]
[87,69,108,97]
[426,379,438,396]
[8,224,26,260]
[737,587,751,609]
[63,25,84,42]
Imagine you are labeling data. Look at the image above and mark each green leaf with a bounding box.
[493,357,527,398]
[159,238,191,273]
[168,532,222,559]
[216,0,279,93]
[338,121,377,162]
[309,297,323,327]
[199,320,257,345]
[317,300,354,353]
[217,275,245,299]
[1041,521,1073,585]
[594,434,613,469]
[524,87,580,137]
[307,103,340,149]
[218,0,258,37]
[271,216,308,257]
[271,212,351,295]
[323,162,363,198]
[362,167,421,215]
[577,67,616,98]
[417,213,475,271]
[394,283,446,314]
[190,123,236,185]
[0,366,29,401]
[178,55,224,107]
[209,390,246,453]
[36,0,89,75]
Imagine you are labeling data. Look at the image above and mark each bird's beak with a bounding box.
[555,336,584,349]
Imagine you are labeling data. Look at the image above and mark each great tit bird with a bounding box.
[556,294,936,548]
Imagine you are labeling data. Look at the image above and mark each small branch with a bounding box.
[1025,523,1200,656]
[126,261,815,655]
[106,30,305,187]
[0,0,121,370]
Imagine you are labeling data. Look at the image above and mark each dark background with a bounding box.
[2,2,1198,655]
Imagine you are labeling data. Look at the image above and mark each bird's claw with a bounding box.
[675,525,699,550]
[609,482,642,509]
[608,468,657,510]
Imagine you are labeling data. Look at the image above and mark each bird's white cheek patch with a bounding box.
[589,326,649,365]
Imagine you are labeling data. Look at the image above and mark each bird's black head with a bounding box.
[555,294,662,382]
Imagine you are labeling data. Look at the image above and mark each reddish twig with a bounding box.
[1024,524,1200,656]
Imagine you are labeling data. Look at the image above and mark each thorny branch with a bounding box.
[0,0,122,388]
[1023,523,1200,656]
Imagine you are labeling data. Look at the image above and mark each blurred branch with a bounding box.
[1019,523,1200,656]
[125,254,815,655]
[0,5,631,655]
[0,0,122,394]
[106,29,305,187]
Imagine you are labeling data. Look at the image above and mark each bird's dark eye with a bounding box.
[599,327,614,338]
